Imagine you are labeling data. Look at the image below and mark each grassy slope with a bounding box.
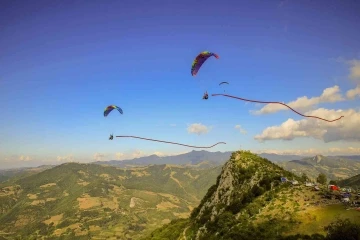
[0,162,221,239]
[145,151,360,240]
[0,166,54,185]
[338,173,360,189]
[279,156,360,181]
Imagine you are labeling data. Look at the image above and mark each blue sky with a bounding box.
[1,0,360,167]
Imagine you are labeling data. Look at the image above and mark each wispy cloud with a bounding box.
[346,85,360,100]
[187,123,211,135]
[57,155,74,162]
[348,59,360,82]
[93,153,107,161]
[115,152,125,160]
[132,150,146,158]
[234,125,247,134]
[331,57,360,83]
[19,155,32,161]
[153,151,167,157]
[256,147,360,156]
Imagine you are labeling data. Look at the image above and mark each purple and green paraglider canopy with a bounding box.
[104,105,123,117]
[191,51,219,76]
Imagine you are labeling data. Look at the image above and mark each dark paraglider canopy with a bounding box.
[219,81,229,85]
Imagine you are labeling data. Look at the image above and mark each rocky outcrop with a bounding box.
[191,151,297,239]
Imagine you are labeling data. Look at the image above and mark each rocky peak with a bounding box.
[312,155,325,163]
[190,151,296,239]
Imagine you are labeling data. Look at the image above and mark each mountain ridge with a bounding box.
[279,154,360,181]
[145,151,360,240]
[338,173,360,189]
[93,150,310,168]
[2,150,359,171]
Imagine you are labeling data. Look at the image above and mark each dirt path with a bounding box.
[180,226,189,240]
[169,167,199,202]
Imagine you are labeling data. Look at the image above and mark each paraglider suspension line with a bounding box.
[211,93,344,122]
[115,135,226,148]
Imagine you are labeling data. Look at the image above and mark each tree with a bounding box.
[324,218,360,240]
[301,173,309,182]
[329,180,337,185]
[316,173,327,185]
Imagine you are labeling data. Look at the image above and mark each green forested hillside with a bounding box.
[0,163,221,239]
[338,173,360,189]
[146,151,360,240]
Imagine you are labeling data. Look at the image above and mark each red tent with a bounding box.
[329,185,340,191]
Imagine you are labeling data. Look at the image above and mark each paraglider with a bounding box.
[191,51,219,76]
[104,105,123,117]
[219,82,229,92]
[202,91,209,100]
[219,82,229,85]
[109,134,113,140]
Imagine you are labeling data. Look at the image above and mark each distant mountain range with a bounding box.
[93,150,307,168]
[93,150,232,168]
[94,151,360,181]
[337,155,360,161]
[278,155,360,181]
[2,151,360,183]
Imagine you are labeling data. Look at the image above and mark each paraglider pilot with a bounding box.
[202,91,209,100]
[109,134,113,140]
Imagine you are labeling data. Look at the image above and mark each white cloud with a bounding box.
[187,123,211,135]
[333,58,360,100]
[348,59,360,81]
[255,148,324,156]
[256,147,360,156]
[93,153,107,161]
[153,151,167,157]
[346,85,360,100]
[327,147,360,155]
[254,107,359,143]
[115,152,125,160]
[235,125,247,134]
[56,155,74,162]
[252,85,344,115]
[132,150,146,158]
[332,57,360,83]
[19,155,32,161]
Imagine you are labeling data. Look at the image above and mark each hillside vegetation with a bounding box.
[0,166,53,185]
[338,173,360,189]
[279,155,360,181]
[0,163,221,239]
[146,151,360,240]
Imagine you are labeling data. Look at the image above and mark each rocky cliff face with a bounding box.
[190,151,298,239]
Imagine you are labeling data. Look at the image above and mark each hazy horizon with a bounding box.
[2,149,360,170]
